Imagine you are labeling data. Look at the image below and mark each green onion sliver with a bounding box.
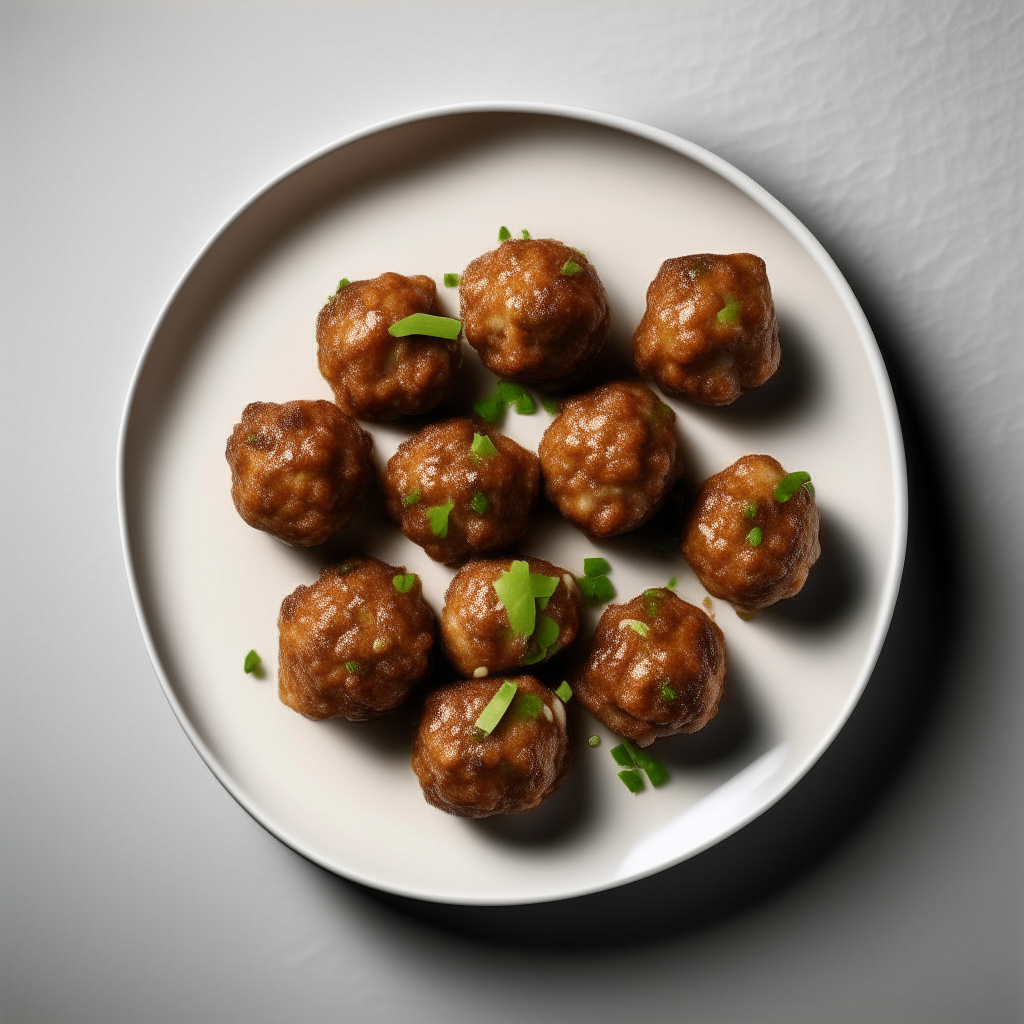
[774,471,812,503]
[473,392,503,422]
[610,743,635,769]
[475,680,518,736]
[618,769,644,793]
[624,740,670,787]
[443,272,460,287]
[717,298,742,324]
[498,225,511,241]
[470,491,489,515]
[521,229,531,239]
[388,313,462,340]
[560,260,581,276]
[402,489,421,506]
[747,526,763,547]
[471,432,498,457]
[243,649,261,674]
[555,681,572,702]
[513,693,544,721]
[427,500,455,537]
[743,502,758,519]
[392,573,417,593]
[661,685,676,702]
[623,619,650,639]
[542,398,560,415]
[583,557,610,578]
[337,277,350,290]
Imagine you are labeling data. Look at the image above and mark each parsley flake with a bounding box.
[747,526,763,546]
[402,489,421,506]
[427,501,455,537]
[392,573,417,593]
[443,272,461,287]
[498,225,511,241]
[470,432,498,458]
[560,260,581,276]
[470,491,489,515]
[521,228,531,239]
[774,471,813,503]
[583,557,611,578]
[555,681,573,703]
[243,649,261,674]
[345,660,361,673]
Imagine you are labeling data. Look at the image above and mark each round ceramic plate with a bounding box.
[118,104,906,905]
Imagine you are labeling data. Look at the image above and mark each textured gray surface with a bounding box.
[1,2,1022,1021]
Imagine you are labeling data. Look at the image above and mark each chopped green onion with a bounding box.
[245,433,258,444]
[583,557,610,578]
[744,501,758,519]
[515,392,535,414]
[774,471,812,503]
[618,769,644,793]
[560,260,581,276]
[388,313,462,340]
[521,229,531,239]
[333,559,358,576]
[667,577,677,590]
[542,398,560,415]
[644,588,664,617]
[402,489,421,506]
[493,560,559,636]
[497,382,526,405]
[243,649,261,674]
[588,735,601,748]
[475,680,518,736]
[623,619,650,639]
[470,491,489,515]
[578,574,615,604]
[470,432,498,457]
[534,614,559,651]
[661,685,676,701]
[345,660,361,673]
[427,500,455,537]
[555,681,572,702]
[610,743,635,768]
[513,692,544,721]
[717,298,742,324]
[443,272,461,287]
[337,278,350,290]
[498,225,511,241]
[624,740,670,787]
[392,573,417,593]
[747,526,763,546]
[473,392,503,422]
[572,247,586,257]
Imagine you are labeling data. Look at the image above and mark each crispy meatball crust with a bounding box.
[633,254,780,406]
[682,454,821,615]
[459,238,611,389]
[538,380,681,538]
[316,272,461,420]
[573,590,727,747]
[382,418,541,566]
[225,400,374,546]
[411,675,570,817]
[440,558,581,677]
[278,557,435,721]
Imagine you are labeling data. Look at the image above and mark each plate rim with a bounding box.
[116,100,908,906]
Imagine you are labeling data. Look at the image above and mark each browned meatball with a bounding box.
[382,418,541,565]
[225,400,374,546]
[573,589,727,747]
[459,237,611,388]
[411,675,570,817]
[682,454,821,616]
[440,557,581,677]
[538,380,681,538]
[316,272,461,420]
[633,254,780,406]
[278,557,435,721]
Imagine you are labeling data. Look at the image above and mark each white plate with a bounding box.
[118,104,906,906]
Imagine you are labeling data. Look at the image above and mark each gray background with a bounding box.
[2,1,1022,1021]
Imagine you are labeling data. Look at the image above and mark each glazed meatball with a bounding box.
[538,380,681,538]
[411,675,570,817]
[633,254,780,406]
[316,272,461,420]
[682,454,821,616]
[459,237,611,389]
[225,400,374,546]
[382,418,541,565]
[573,589,727,747]
[440,557,581,678]
[278,556,435,721]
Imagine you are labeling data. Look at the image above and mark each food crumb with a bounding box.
[702,595,715,620]
[473,666,488,678]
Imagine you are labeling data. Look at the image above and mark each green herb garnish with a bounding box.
[578,574,615,604]
[661,685,676,701]
[513,692,544,721]
[613,739,670,789]
[245,433,258,444]
[542,398,560,415]
[643,588,663,617]
[402,489,421,506]
[583,557,611,578]
[747,526,763,546]
[497,382,526,405]
[470,432,498,458]
[498,225,511,241]
[392,573,417,593]
[337,277,350,290]
[560,259,581,276]
[345,660,361,673]
[521,229,531,239]
[427,500,455,537]
[473,391,503,422]
[333,559,358,576]
[717,297,742,324]
[388,313,462,340]
[623,619,650,639]
[515,392,535,414]
[532,613,560,653]
[774,471,813,503]
[493,560,559,636]
[470,491,489,515]
[588,735,601,748]
[443,272,461,287]
[667,577,677,590]
[555,681,573,702]
[474,679,518,737]
[610,743,635,768]
[618,769,645,793]
[243,649,261,674]
[743,502,758,519]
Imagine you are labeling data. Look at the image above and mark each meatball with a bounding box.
[277,556,435,721]
[682,454,821,616]
[440,557,581,678]
[382,418,541,565]
[538,380,681,538]
[316,272,461,420]
[573,589,727,747]
[411,675,570,817]
[225,400,374,546]
[459,237,611,389]
[633,253,780,406]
